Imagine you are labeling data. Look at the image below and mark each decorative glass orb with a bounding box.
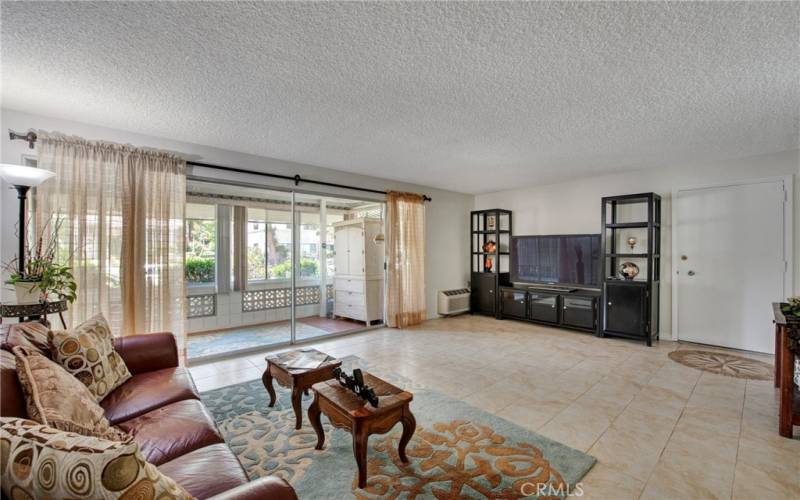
[619,261,640,280]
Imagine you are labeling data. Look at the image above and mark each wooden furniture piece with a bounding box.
[332,218,384,325]
[308,372,416,489]
[600,193,661,346]
[773,303,799,438]
[470,209,512,317]
[499,285,600,333]
[262,349,342,430]
[0,298,68,328]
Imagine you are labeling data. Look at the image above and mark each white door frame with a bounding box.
[670,175,794,342]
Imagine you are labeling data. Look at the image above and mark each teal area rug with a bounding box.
[200,357,595,499]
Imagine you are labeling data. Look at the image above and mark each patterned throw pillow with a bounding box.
[0,417,194,499]
[49,314,132,402]
[13,346,128,441]
[2,322,51,356]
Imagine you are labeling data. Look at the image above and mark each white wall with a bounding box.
[0,108,474,320]
[475,150,800,338]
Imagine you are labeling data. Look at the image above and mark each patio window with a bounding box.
[247,208,293,281]
[185,203,217,285]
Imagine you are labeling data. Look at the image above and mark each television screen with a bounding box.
[511,234,600,287]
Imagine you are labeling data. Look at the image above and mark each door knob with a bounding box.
[687,270,696,276]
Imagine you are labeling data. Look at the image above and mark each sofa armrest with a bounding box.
[113,332,179,375]
[207,477,297,500]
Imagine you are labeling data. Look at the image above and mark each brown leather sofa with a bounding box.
[0,323,297,500]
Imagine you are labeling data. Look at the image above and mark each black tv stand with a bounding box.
[499,285,600,333]
[525,285,578,293]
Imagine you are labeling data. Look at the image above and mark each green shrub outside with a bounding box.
[186,256,215,283]
[270,258,318,279]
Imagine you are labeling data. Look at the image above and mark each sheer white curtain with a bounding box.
[386,191,426,327]
[34,132,187,358]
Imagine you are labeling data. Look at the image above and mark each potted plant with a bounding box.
[3,218,77,305]
[781,296,800,323]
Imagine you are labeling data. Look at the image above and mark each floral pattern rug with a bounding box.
[200,357,595,499]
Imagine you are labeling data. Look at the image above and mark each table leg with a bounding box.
[774,324,781,388]
[353,429,368,489]
[58,311,67,329]
[262,367,277,407]
[398,409,416,463]
[778,331,794,438]
[309,393,325,450]
[291,386,303,429]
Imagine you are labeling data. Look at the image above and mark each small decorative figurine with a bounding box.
[627,236,637,251]
[333,367,379,407]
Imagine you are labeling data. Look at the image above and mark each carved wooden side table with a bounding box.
[262,348,341,430]
[308,372,416,489]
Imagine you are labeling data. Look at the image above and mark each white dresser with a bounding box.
[332,217,384,324]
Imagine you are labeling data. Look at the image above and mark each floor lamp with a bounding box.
[0,164,55,275]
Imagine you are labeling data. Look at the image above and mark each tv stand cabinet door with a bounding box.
[562,296,597,330]
[528,292,559,324]
[500,289,527,319]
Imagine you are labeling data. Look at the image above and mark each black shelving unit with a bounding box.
[470,209,512,317]
[600,193,661,346]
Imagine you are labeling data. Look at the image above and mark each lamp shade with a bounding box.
[0,164,55,187]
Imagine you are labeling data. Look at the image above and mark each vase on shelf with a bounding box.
[619,262,640,280]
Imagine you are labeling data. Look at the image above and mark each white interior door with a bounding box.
[675,180,787,353]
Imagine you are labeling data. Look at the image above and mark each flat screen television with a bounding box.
[510,234,601,287]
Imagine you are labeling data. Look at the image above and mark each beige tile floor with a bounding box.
[189,315,800,500]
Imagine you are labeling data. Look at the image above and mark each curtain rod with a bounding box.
[8,129,432,202]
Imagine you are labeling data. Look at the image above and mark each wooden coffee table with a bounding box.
[308,372,415,488]
[262,349,342,430]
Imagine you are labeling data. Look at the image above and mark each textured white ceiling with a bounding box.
[2,2,798,194]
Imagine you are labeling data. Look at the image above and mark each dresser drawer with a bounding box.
[335,303,366,321]
[335,290,364,307]
[335,277,364,293]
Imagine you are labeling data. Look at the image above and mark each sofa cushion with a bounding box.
[158,444,248,499]
[13,346,128,440]
[0,350,25,418]
[101,366,200,424]
[0,322,50,357]
[0,417,193,500]
[49,314,132,402]
[118,399,224,466]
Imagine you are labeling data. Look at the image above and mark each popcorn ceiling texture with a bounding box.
[1,1,798,194]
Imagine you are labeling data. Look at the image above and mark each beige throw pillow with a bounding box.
[13,346,128,441]
[49,313,132,401]
[0,417,194,500]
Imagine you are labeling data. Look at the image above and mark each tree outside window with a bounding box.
[185,203,216,284]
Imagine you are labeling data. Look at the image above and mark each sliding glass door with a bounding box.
[184,180,385,360]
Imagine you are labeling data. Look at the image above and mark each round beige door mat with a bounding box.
[668,349,773,381]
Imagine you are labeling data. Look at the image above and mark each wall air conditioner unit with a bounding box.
[437,288,470,316]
